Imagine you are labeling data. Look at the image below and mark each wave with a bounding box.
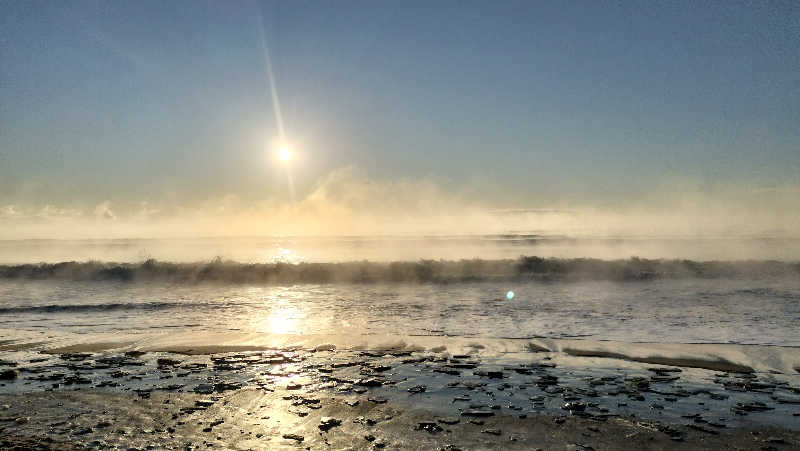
[0,257,798,284]
[559,347,755,372]
[527,337,800,374]
[0,301,184,314]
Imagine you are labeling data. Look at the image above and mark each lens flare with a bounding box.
[506,290,515,300]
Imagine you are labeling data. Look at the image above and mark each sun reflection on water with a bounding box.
[254,305,305,335]
[244,286,348,339]
[268,245,302,264]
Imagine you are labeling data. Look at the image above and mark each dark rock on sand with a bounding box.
[628,378,650,391]
[565,444,595,451]
[416,421,444,433]
[213,381,242,392]
[507,365,533,375]
[687,424,720,435]
[357,378,383,387]
[536,375,558,386]
[59,353,91,361]
[282,433,304,442]
[563,402,586,412]
[474,369,504,379]
[461,410,494,417]
[195,399,216,408]
[732,401,774,413]
[194,384,214,394]
[319,416,342,431]
[438,417,460,425]
[0,369,18,380]
[63,375,91,385]
[648,367,682,374]
[156,358,182,367]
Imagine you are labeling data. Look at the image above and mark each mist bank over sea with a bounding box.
[2,234,800,265]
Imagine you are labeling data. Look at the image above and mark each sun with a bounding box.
[278,146,291,162]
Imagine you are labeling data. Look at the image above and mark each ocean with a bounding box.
[1,235,799,369]
[2,234,800,439]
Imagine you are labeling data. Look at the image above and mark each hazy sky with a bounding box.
[1,1,799,237]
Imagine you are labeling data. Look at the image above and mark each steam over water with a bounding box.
[1,235,799,370]
[0,236,799,343]
[3,235,800,264]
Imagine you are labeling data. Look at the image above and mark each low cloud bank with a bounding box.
[1,167,798,240]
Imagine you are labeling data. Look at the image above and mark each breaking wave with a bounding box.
[1,256,798,284]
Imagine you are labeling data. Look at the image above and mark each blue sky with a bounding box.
[1,1,799,236]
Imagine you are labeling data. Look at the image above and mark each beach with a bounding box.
[1,248,799,449]
[1,335,799,450]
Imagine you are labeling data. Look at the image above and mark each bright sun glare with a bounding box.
[278,146,291,162]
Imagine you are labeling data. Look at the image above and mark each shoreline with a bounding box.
[7,331,798,375]
[1,343,799,449]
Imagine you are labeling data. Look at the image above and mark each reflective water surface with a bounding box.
[2,277,799,347]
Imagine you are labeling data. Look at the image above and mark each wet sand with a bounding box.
[1,343,799,449]
[3,389,798,450]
